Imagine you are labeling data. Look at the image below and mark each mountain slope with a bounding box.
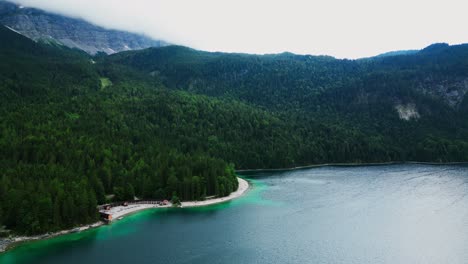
[2,23,468,236]
[103,46,363,110]
[0,26,240,235]
[0,1,168,54]
[103,44,468,112]
[101,44,468,164]
[373,49,419,58]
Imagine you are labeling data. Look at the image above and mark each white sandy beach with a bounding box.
[106,177,249,219]
[181,177,249,207]
[106,203,168,219]
[0,177,249,253]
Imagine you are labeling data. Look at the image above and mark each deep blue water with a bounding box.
[2,164,468,264]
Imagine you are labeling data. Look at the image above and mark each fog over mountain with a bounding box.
[5,0,468,58]
[0,1,169,54]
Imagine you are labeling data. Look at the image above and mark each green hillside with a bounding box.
[0,26,238,235]
[1,24,468,235]
[102,43,468,163]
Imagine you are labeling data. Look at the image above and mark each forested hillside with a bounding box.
[103,44,468,163]
[1,24,468,235]
[0,26,238,235]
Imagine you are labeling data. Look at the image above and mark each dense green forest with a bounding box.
[1,24,468,235]
[0,26,238,235]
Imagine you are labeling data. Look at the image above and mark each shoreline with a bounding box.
[181,177,249,208]
[0,222,105,254]
[236,161,468,174]
[0,177,249,254]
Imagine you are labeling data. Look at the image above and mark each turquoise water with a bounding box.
[2,164,468,264]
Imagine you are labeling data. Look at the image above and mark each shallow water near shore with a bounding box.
[2,164,468,264]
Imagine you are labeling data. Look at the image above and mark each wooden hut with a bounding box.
[100,212,113,222]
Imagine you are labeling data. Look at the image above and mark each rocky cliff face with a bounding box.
[0,1,169,54]
[417,77,468,108]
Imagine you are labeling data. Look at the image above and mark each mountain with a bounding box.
[101,43,468,164]
[0,25,238,235]
[373,49,419,58]
[0,1,168,54]
[2,23,468,235]
[104,44,468,111]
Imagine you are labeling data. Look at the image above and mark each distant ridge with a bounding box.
[0,0,169,54]
[374,49,419,58]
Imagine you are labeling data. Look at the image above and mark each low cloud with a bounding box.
[7,0,468,58]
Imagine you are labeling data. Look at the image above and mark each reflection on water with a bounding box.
[2,164,468,264]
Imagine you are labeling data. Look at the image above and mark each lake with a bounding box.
[2,164,468,264]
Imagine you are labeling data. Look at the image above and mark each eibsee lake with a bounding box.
[2,164,468,264]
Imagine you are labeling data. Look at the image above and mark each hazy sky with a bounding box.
[8,0,468,58]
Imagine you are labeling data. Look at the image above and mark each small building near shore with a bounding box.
[100,212,113,222]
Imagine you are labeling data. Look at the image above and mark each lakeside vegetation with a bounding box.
[0,26,238,235]
[1,25,468,235]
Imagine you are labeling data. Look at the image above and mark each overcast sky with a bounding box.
[8,0,468,58]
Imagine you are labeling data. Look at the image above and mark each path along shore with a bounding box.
[0,177,249,253]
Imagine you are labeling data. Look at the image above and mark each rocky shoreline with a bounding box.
[0,238,11,253]
[0,221,104,254]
